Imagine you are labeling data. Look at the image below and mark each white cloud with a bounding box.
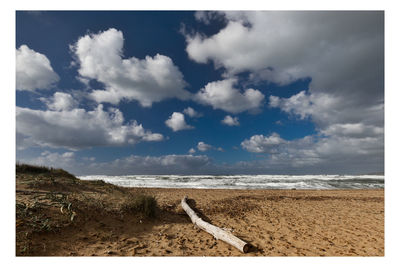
[321,123,383,139]
[248,68,300,86]
[40,92,78,111]
[241,133,287,153]
[186,11,384,137]
[195,78,264,113]
[115,153,210,174]
[221,115,239,126]
[196,141,224,152]
[186,12,383,100]
[194,11,221,25]
[16,45,59,91]
[243,89,384,171]
[269,91,315,120]
[183,107,202,118]
[23,135,382,175]
[17,133,383,175]
[197,141,213,152]
[95,154,212,175]
[165,112,194,132]
[240,132,383,173]
[188,148,196,154]
[16,95,163,150]
[71,28,190,106]
[18,152,212,176]
[269,91,384,134]
[24,151,76,170]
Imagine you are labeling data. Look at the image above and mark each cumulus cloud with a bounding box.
[16,45,59,91]
[269,91,339,122]
[241,133,287,153]
[197,141,213,152]
[243,82,384,173]
[186,12,383,99]
[243,90,384,172]
[221,115,239,126]
[186,11,384,139]
[71,28,190,106]
[188,148,196,154]
[183,107,202,118]
[16,94,163,149]
[40,92,78,111]
[321,123,384,139]
[196,141,223,152]
[165,112,194,132]
[195,78,264,113]
[269,91,384,133]
[248,67,301,86]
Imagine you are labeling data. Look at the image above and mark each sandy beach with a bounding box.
[16,166,384,256]
[125,188,384,256]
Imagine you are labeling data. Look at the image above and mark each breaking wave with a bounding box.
[77,174,384,190]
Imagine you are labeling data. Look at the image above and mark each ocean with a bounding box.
[77,174,384,190]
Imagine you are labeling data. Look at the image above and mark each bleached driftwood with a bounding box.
[181,196,250,253]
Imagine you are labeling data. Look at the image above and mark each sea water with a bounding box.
[77,174,384,190]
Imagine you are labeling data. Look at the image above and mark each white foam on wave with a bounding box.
[77,174,384,190]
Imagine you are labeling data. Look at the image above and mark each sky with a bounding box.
[15,11,384,175]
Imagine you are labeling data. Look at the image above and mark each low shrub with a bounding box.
[121,194,157,218]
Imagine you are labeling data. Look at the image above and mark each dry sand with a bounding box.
[124,188,384,256]
[16,171,384,256]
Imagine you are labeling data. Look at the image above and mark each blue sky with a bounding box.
[15,11,384,175]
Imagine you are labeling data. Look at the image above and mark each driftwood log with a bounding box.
[181,196,250,253]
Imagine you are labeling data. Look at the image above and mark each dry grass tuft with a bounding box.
[121,194,158,218]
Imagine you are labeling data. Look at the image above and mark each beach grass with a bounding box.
[16,163,159,256]
[121,194,157,218]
